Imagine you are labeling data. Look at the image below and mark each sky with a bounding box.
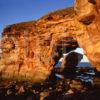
[0,0,74,37]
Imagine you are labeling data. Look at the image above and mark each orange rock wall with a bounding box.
[74,0,100,71]
[0,0,100,83]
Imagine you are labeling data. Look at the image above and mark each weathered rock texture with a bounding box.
[74,0,100,71]
[63,52,83,68]
[0,0,100,83]
[0,8,78,83]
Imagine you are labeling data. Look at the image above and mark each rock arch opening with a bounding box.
[52,36,79,67]
[53,36,93,73]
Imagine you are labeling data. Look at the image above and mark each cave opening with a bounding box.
[53,36,79,68]
[52,37,95,84]
[53,36,93,69]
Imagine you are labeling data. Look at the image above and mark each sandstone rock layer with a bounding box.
[0,8,78,83]
[0,0,100,83]
[74,0,100,71]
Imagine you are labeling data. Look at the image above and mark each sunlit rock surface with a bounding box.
[74,0,100,71]
[63,52,83,68]
[0,0,100,83]
[0,8,78,83]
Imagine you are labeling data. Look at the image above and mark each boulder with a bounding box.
[60,52,83,77]
[63,52,83,68]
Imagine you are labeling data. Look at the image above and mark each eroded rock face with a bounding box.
[0,21,55,83]
[74,0,100,71]
[0,0,100,83]
[0,8,78,83]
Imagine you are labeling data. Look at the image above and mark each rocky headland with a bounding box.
[0,0,100,99]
